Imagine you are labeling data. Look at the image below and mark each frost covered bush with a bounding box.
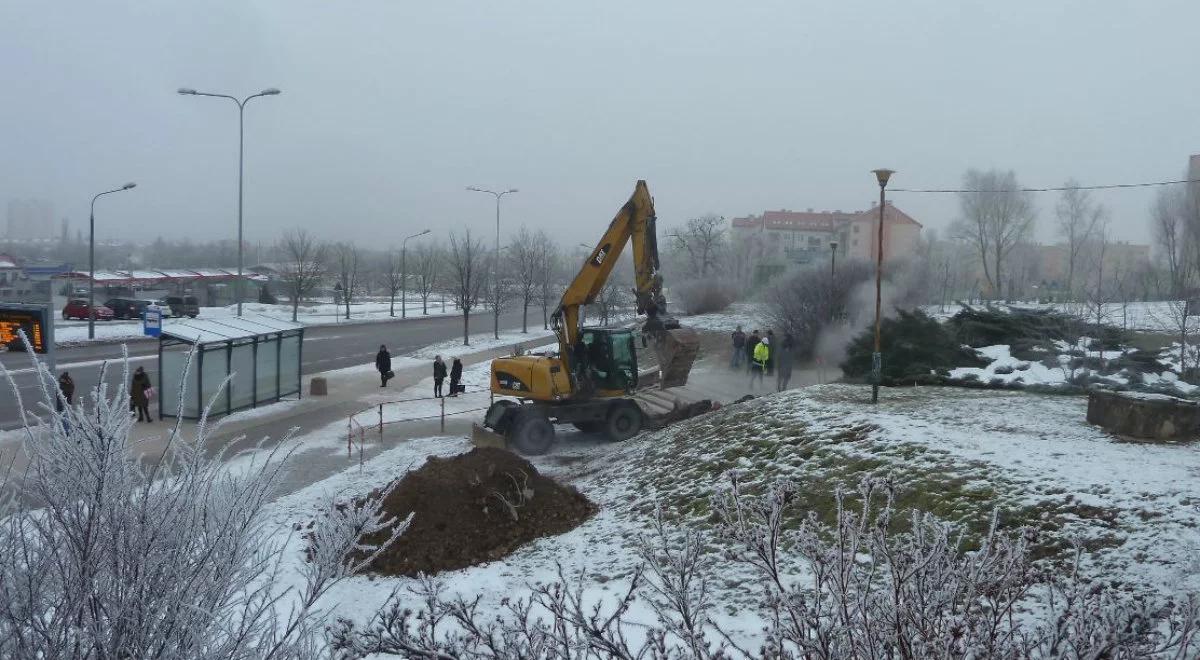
[676,277,737,315]
[332,475,1199,659]
[0,348,407,660]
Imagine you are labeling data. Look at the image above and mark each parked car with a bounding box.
[103,297,155,320]
[62,299,114,321]
[157,295,200,318]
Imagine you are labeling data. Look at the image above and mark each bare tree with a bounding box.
[0,356,406,660]
[448,229,488,345]
[483,253,515,339]
[278,229,326,322]
[534,231,560,330]
[414,241,442,315]
[382,251,403,317]
[333,242,361,319]
[510,226,540,333]
[953,169,1037,301]
[1056,181,1106,300]
[1155,185,1191,295]
[670,214,726,278]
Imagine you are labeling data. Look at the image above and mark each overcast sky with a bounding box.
[2,0,1197,249]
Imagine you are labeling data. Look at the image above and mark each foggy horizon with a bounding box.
[3,1,1198,249]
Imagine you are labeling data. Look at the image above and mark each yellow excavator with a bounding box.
[477,180,700,454]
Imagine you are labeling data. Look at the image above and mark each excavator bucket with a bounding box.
[470,423,508,449]
[655,327,701,388]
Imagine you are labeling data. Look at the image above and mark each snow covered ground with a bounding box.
[253,382,1200,646]
[677,302,766,333]
[947,342,1200,395]
[928,300,1200,335]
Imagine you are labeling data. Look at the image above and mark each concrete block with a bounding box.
[310,376,328,396]
[1086,390,1200,441]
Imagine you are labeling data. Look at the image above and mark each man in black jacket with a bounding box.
[376,345,392,387]
[433,355,447,397]
[449,357,464,396]
[745,329,761,373]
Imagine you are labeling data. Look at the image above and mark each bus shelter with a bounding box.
[157,315,304,420]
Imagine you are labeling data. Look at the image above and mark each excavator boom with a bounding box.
[554,180,698,388]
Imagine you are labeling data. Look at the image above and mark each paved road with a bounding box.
[0,310,533,429]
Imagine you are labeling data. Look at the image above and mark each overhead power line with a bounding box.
[889,178,1200,194]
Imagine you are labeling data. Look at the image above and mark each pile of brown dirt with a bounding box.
[359,447,596,576]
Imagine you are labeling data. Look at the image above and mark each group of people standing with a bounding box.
[375,345,463,398]
[731,325,795,392]
[54,365,155,423]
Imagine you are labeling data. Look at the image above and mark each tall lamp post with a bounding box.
[828,240,839,323]
[178,86,281,316]
[400,229,431,318]
[466,186,518,339]
[870,168,895,404]
[88,183,137,340]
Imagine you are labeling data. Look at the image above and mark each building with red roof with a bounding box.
[731,202,923,281]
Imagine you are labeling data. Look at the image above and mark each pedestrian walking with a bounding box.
[776,333,795,392]
[376,344,393,387]
[730,325,746,369]
[449,357,464,396]
[56,371,75,413]
[745,329,761,373]
[130,366,152,423]
[750,336,770,389]
[765,330,776,376]
[433,355,447,397]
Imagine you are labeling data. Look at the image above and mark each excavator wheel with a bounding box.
[507,407,555,456]
[604,401,643,442]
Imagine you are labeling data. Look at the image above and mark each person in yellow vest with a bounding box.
[750,336,770,390]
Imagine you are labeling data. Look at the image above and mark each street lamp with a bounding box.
[178,86,281,316]
[466,186,518,339]
[400,229,431,318]
[870,168,895,404]
[829,240,839,277]
[88,183,136,340]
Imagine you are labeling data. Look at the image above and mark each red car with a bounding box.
[62,299,114,321]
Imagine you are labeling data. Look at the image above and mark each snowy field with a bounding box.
[676,302,766,333]
[52,298,458,345]
[948,341,1200,395]
[255,383,1200,646]
[928,300,1200,334]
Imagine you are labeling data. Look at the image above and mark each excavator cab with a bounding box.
[574,328,639,395]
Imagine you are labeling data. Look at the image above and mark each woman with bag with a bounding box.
[376,345,393,387]
[130,366,153,423]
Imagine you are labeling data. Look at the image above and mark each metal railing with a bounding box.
[345,387,495,466]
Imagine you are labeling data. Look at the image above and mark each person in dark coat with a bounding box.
[776,333,795,392]
[730,325,746,369]
[765,330,776,376]
[745,330,761,373]
[130,366,152,422]
[57,371,75,413]
[376,345,392,387]
[433,355,447,397]
[449,357,464,396]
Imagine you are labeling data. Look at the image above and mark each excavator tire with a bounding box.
[604,401,643,442]
[656,327,701,389]
[507,407,555,456]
